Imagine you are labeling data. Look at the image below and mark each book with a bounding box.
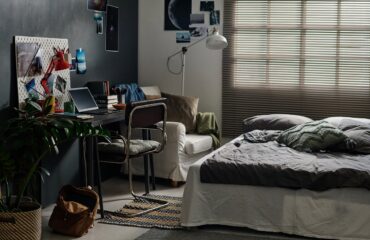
[95,99,118,104]
[94,95,117,100]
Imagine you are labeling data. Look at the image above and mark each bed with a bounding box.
[181,116,370,240]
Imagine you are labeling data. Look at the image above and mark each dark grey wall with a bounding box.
[0,0,138,205]
[0,0,138,111]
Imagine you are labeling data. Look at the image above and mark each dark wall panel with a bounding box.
[0,0,138,205]
[0,0,138,110]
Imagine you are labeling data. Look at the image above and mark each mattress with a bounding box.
[181,137,370,240]
[200,133,370,190]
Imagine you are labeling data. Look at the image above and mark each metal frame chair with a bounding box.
[98,101,169,217]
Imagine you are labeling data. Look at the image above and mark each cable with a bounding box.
[166,53,183,75]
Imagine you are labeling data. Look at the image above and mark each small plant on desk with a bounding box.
[0,98,109,239]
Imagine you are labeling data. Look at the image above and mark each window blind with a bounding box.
[223,0,370,137]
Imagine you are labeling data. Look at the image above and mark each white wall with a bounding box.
[138,0,224,125]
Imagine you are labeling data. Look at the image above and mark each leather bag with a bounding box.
[48,185,99,237]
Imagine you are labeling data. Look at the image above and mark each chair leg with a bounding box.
[143,155,150,194]
[149,154,156,190]
[124,158,169,218]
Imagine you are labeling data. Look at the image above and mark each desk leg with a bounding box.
[94,136,105,218]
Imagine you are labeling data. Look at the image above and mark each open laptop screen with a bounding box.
[69,87,99,112]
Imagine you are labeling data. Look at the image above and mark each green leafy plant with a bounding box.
[0,99,109,211]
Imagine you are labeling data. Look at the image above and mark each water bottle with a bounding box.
[76,48,87,74]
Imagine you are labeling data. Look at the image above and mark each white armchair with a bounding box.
[129,121,213,185]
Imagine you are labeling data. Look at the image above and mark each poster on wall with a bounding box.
[164,0,192,30]
[106,5,119,52]
[87,0,107,12]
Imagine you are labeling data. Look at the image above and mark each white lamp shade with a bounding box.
[206,32,228,50]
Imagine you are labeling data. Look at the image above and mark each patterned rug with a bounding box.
[99,195,182,229]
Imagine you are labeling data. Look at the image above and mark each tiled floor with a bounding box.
[42,177,185,240]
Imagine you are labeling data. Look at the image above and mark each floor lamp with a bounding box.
[167,28,228,96]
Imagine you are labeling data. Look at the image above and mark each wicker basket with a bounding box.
[0,202,41,240]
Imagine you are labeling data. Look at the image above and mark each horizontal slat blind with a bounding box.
[223,0,370,137]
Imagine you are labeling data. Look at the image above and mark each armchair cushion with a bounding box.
[185,134,213,155]
[161,92,199,133]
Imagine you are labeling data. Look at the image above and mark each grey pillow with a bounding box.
[162,92,199,133]
[324,117,370,131]
[277,120,347,152]
[243,114,313,132]
[343,126,370,154]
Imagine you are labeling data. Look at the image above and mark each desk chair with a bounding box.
[97,101,168,217]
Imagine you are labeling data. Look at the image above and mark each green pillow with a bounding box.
[277,120,347,152]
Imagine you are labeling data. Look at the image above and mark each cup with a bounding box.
[64,101,75,113]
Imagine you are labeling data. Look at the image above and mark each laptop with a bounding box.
[68,87,114,115]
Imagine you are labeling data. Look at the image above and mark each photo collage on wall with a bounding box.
[164,0,220,43]
[87,0,119,52]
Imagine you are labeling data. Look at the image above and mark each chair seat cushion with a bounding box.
[185,134,213,155]
[98,139,160,156]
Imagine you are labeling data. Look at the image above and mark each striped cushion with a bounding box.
[277,120,347,152]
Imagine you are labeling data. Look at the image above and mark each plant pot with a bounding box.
[0,201,41,240]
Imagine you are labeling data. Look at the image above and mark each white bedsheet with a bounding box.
[181,137,370,240]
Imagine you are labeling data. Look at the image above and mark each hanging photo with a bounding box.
[16,43,43,77]
[190,14,205,25]
[25,78,39,100]
[94,12,104,35]
[176,32,191,43]
[87,0,107,12]
[200,1,215,11]
[190,27,208,37]
[55,75,67,94]
[106,5,119,52]
[165,0,192,30]
[210,10,220,25]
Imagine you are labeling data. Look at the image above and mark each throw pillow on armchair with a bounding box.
[161,92,199,133]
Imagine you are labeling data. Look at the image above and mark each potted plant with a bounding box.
[0,98,108,240]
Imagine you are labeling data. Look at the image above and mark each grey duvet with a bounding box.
[200,132,370,191]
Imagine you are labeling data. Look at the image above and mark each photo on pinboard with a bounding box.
[176,32,191,43]
[87,0,107,12]
[16,43,43,77]
[165,0,192,30]
[106,5,119,52]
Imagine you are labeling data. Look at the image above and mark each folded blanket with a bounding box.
[196,112,221,149]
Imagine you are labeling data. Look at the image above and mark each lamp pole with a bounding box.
[168,36,208,96]
[167,28,227,96]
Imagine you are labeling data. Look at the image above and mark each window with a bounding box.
[222,0,370,136]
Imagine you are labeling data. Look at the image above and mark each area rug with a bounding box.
[135,228,310,240]
[99,195,182,229]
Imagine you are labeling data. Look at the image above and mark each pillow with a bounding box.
[342,126,370,154]
[323,117,370,131]
[162,92,199,133]
[277,120,347,152]
[140,86,162,100]
[243,114,313,132]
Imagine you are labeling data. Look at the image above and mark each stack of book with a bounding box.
[94,95,118,109]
